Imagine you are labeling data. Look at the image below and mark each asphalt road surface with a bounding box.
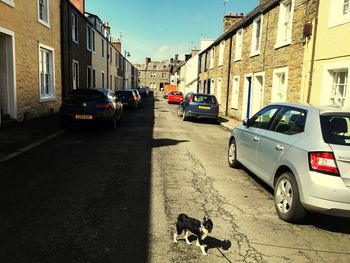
[0,91,349,263]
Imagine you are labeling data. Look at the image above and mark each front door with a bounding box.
[0,29,16,120]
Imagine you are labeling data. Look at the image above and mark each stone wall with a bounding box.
[0,0,62,121]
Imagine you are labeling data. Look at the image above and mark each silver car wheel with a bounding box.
[274,172,306,223]
[228,139,240,168]
[177,107,182,117]
[275,179,293,214]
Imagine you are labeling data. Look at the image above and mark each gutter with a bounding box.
[225,37,233,116]
[306,0,320,103]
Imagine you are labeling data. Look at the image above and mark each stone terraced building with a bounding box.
[198,0,319,120]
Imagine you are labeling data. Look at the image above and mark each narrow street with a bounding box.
[0,91,349,263]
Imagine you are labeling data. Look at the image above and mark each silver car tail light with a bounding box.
[309,152,340,176]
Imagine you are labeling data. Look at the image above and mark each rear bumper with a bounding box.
[300,171,350,217]
[188,110,218,119]
[60,111,111,122]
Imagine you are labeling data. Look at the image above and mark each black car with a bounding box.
[138,86,150,97]
[116,89,139,110]
[59,88,123,131]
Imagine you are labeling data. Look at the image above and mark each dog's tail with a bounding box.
[177,213,188,222]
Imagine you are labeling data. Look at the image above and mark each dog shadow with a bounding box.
[189,235,232,252]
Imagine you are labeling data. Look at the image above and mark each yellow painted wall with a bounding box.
[309,0,350,106]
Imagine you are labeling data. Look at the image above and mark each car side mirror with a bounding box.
[243,118,250,127]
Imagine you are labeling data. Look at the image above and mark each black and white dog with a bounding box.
[173,213,213,255]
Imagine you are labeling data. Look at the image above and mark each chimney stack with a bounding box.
[69,0,85,14]
[223,12,244,32]
[111,39,121,52]
[191,47,198,57]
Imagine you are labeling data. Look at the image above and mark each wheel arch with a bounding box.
[273,165,294,188]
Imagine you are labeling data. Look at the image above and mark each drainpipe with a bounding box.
[225,36,233,116]
[306,0,319,103]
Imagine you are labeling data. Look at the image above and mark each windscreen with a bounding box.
[192,95,217,104]
[70,89,105,100]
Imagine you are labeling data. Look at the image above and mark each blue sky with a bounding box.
[85,0,259,64]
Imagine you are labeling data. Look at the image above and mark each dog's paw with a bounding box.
[186,241,192,245]
[202,251,208,256]
[173,239,178,243]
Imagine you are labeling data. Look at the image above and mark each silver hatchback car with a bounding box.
[228,103,350,223]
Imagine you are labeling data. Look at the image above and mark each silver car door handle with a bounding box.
[275,144,284,151]
[253,136,260,142]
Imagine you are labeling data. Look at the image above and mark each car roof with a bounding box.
[70,88,110,96]
[188,92,216,97]
[267,102,350,114]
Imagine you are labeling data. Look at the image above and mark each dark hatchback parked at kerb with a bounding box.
[116,89,139,110]
[59,88,123,131]
[177,92,219,122]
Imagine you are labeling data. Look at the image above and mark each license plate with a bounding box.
[198,106,210,110]
[75,114,93,120]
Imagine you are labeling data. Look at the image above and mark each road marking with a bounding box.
[0,130,65,164]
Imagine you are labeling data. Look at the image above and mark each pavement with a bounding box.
[0,113,241,164]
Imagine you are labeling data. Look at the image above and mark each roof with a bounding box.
[199,0,280,55]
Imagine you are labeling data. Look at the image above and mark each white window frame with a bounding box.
[321,61,350,108]
[72,60,79,90]
[101,71,105,88]
[275,0,294,49]
[210,47,215,69]
[87,66,92,89]
[329,0,350,28]
[101,38,105,57]
[234,29,243,61]
[39,44,55,101]
[115,75,117,90]
[271,67,288,103]
[92,69,96,88]
[1,0,15,7]
[86,25,95,52]
[218,41,225,66]
[210,78,215,95]
[71,11,79,43]
[217,77,222,104]
[250,15,263,57]
[231,76,240,109]
[38,0,49,28]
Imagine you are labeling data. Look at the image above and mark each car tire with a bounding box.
[274,172,306,223]
[182,110,188,121]
[117,114,122,124]
[108,119,117,131]
[228,138,240,168]
[60,118,69,129]
[177,107,182,117]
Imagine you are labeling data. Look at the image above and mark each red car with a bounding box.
[167,91,184,104]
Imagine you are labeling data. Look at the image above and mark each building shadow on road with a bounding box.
[0,93,157,263]
[152,138,188,148]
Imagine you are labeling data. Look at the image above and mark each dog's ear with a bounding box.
[203,216,209,222]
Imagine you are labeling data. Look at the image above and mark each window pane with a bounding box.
[274,109,306,135]
[250,106,279,129]
[344,0,349,15]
